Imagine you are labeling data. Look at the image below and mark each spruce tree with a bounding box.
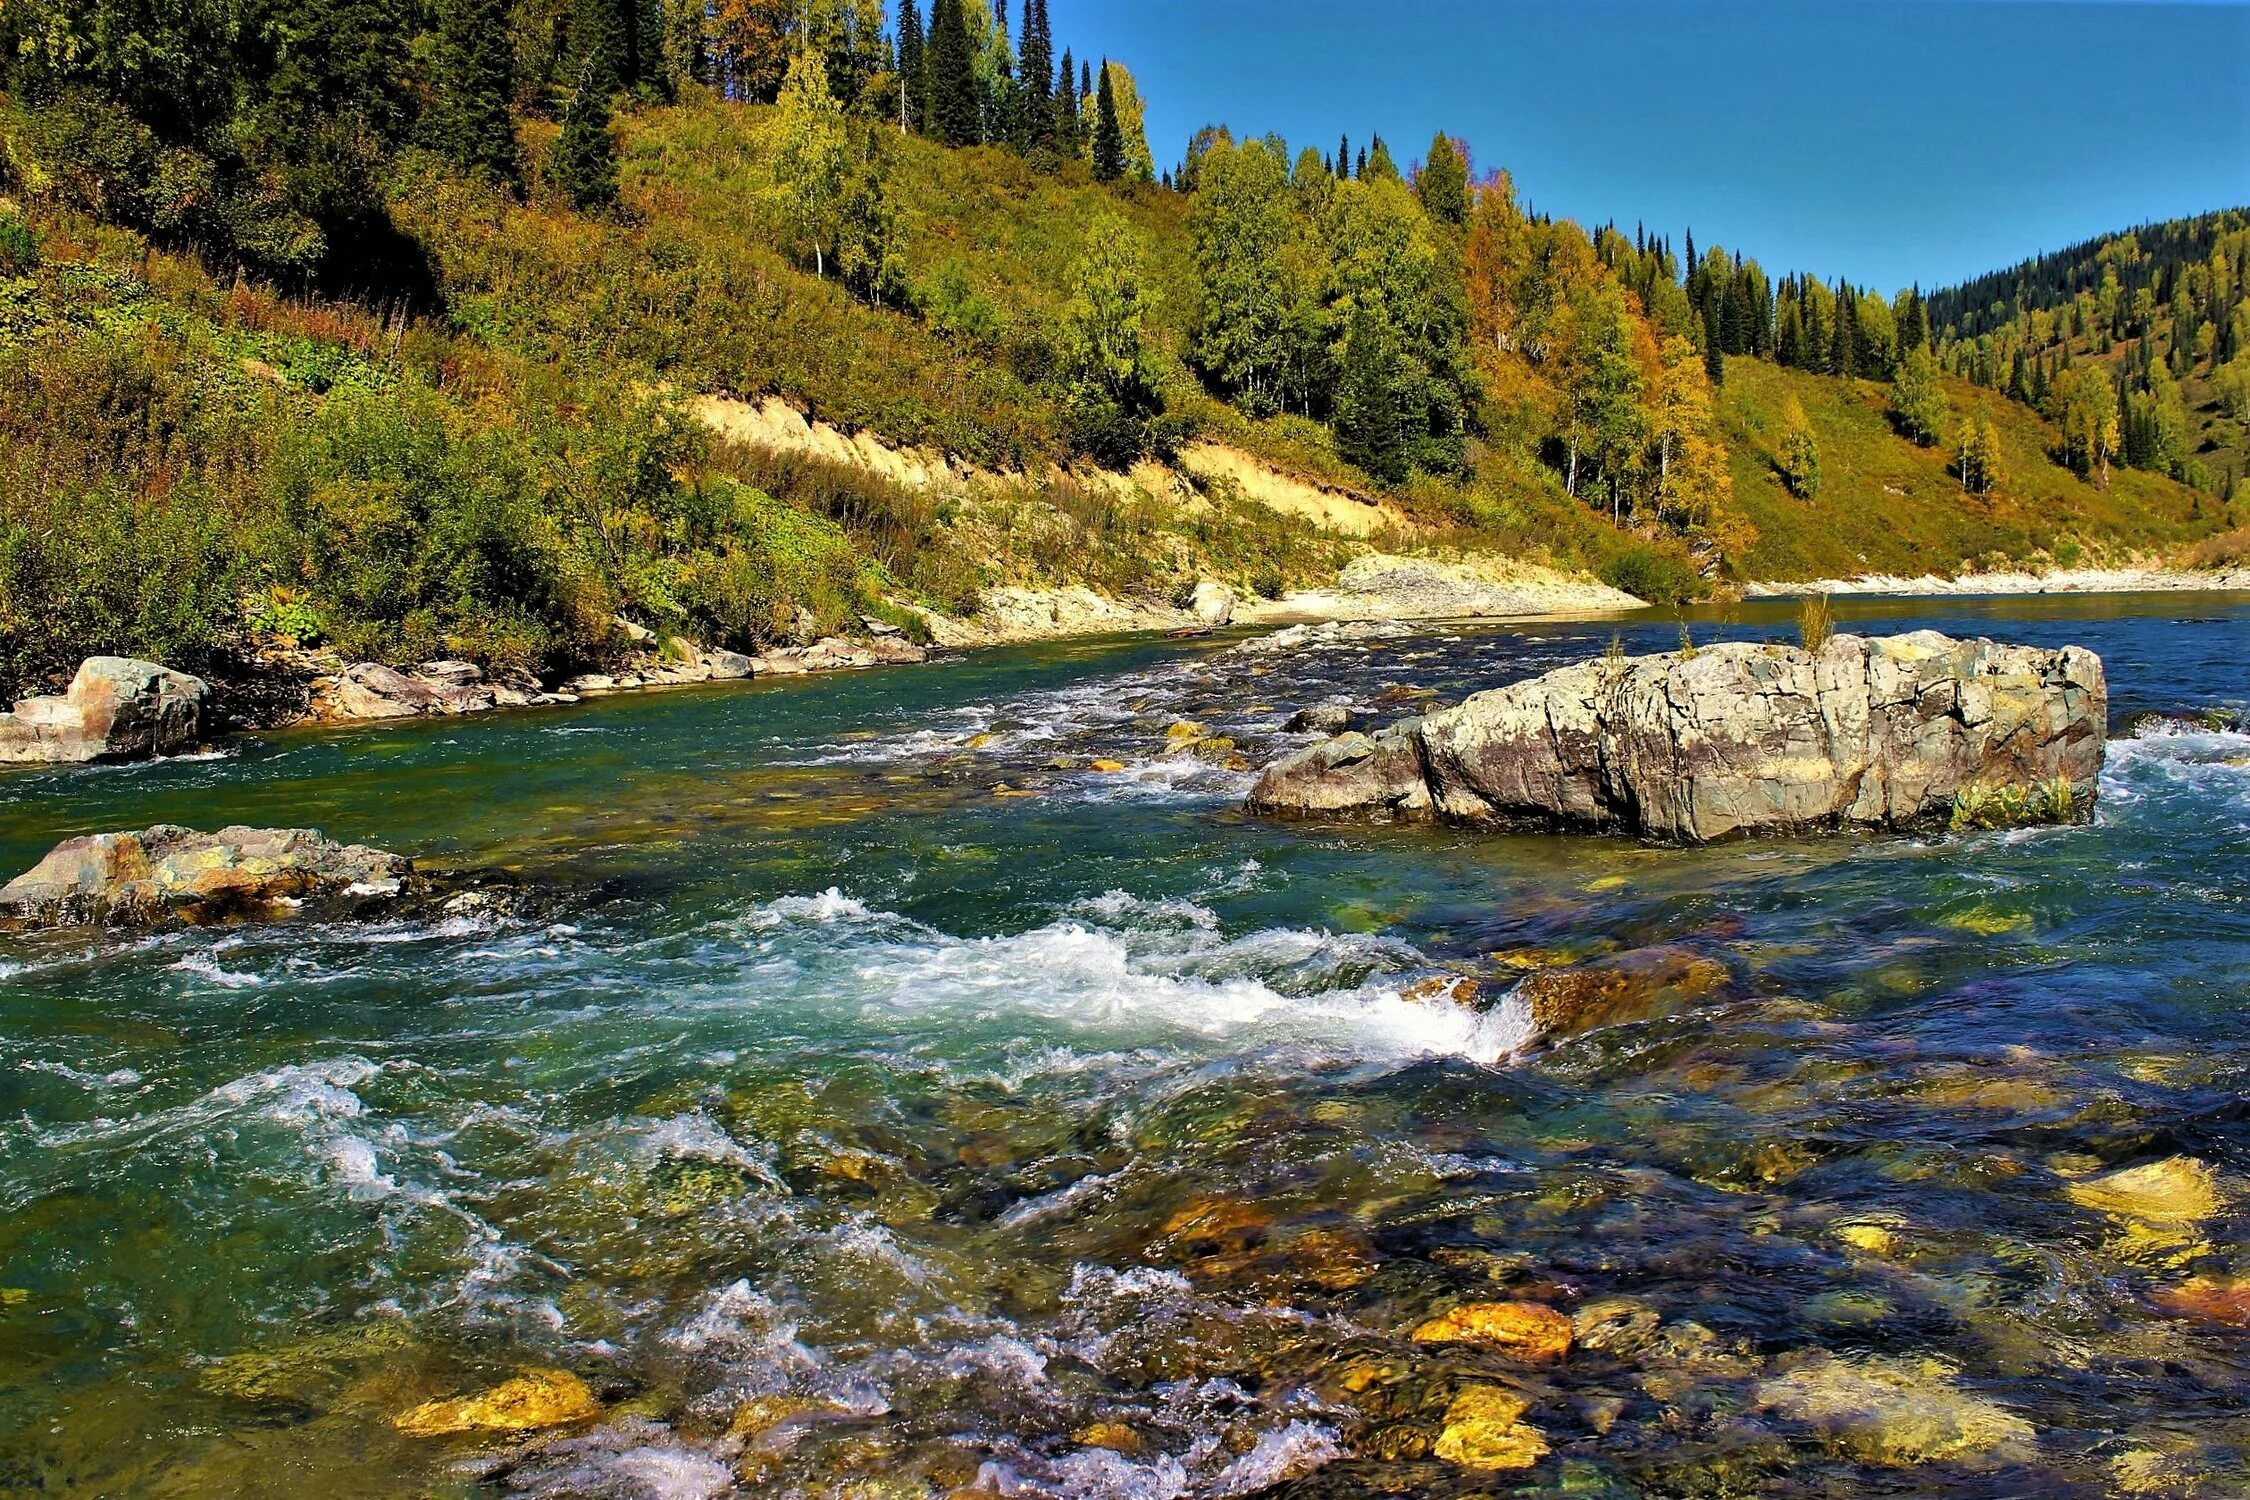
[429,0,519,181]
[572,0,628,99]
[1079,59,1093,151]
[1337,133,1350,180]
[1053,47,1077,146]
[897,0,926,133]
[554,62,619,209]
[1702,305,1725,386]
[1019,0,1053,148]
[1362,134,1398,182]
[633,0,669,99]
[926,0,980,146]
[1091,59,1123,180]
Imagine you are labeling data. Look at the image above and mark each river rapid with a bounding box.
[3,593,2248,1498]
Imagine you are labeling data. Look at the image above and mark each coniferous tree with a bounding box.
[633,0,670,98]
[1091,57,1123,180]
[1080,58,1093,150]
[1702,305,1724,386]
[1053,47,1077,144]
[1018,0,1052,148]
[572,0,629,98]
[429,0,519,181]
[1337,134,1350,180]
[554,62,619,209]
[1362,134,1398,182]
[1829,280,1857,377]
[897,0,926,132]
[1414,131,1467,225]
[925,0,980,145]
[1354,145,1366,178]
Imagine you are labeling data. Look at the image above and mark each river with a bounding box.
[2,592,2247,1497]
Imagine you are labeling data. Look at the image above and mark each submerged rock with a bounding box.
[2064,1156,2222,1225]
[1754,1354,2036,1467]
[1247,631,2107,842]
[1432,1385,1549,1471]
[1515,945,1734,1039]
[1283,704,1360,735]
[0,657,208,764]
[0,824,415,928]
[1411,1301,1574,1363]
[394,1368,601,1437]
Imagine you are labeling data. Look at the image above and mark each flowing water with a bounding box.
[3,593,2249,1498]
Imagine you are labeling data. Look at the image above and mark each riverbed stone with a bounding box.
[1431,1385,1549,1470]
[0,657,208,763]
[0,824,414,927]
[1753,1354,2036,1467]
[393,1368,601,1436]
[1514,945,1734,1039]
[1247,632,2107,841]
[1411,1301,1574,1362]
[2064,1156,2224,1230]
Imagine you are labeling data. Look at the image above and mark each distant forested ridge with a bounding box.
[0,0,2231,703]
[1925,210,2250,498]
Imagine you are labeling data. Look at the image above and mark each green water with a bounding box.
[3,593,2249,1498]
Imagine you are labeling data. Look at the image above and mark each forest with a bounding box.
[0,0,2236,702]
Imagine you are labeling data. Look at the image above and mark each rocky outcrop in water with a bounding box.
[0,657,208,764]
[1249,631,2107,841]
[0,825,415,927]
[309,659,565,722]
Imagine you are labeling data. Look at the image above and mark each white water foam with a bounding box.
[739,889,1531,1067]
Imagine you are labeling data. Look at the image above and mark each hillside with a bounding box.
[1926,209,2249,497]
[1717,358,2218,580]
[0,10,2238,706]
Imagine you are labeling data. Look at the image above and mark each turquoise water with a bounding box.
[2,593,2248,1497]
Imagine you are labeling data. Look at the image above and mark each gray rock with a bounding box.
[0,825,415,928]
[0,657,209,764]
[1190,581,1237,627]
[314,661,487,720]
[1247,632,2107,842]
[1283,704,1359,735]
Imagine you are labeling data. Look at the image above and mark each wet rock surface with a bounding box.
[0,657,209,764]
[0,825,416,928]
[1248,631,2108,841]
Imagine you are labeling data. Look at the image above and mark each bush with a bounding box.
[0,207,36,276]
[1600,542,1701,605]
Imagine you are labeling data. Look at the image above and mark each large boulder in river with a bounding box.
[0,825,414,927]
[0,657,208,764]
[1247,632,2107,842]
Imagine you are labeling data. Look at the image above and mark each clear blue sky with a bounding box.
[1041,0,2250,293]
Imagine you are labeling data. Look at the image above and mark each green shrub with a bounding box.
[0,207,36,276]
[1600,542,1701,605]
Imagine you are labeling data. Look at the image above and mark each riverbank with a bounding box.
[1742,565,2250,598]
